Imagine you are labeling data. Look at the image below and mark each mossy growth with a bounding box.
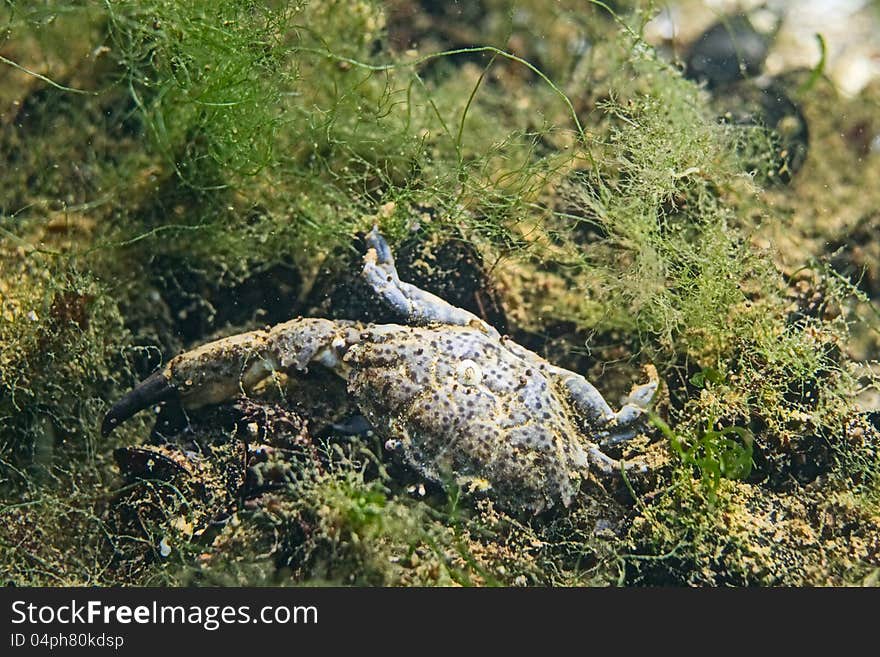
[0,252,128,470]
[1,0,879,586]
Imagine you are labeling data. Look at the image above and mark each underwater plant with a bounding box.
[1,0,878,587]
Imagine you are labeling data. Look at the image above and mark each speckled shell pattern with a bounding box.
[154,315,599,511]
[344,324,592,512]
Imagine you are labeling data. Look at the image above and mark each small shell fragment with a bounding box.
[456,359,482,386]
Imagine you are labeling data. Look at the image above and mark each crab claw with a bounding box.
[101,318,361,438]
[101,371,178,437]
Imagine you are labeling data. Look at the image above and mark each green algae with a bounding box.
[1,0,878,587]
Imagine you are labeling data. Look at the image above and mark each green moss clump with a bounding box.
[104,0,298,184]
[0,254,128,473]
[625,449,880,586]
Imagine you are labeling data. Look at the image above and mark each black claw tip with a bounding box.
[101,371,177,437]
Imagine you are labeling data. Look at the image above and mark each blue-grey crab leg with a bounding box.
[587,446,647,475]
[102,318,361,436]
[556,364,659,446]
[363,226,500,338]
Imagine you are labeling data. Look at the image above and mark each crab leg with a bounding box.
[102,318,361,436]
[363,226,500,338]
[556,364,659,446]
[587,446,648,475]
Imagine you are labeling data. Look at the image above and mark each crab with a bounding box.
[103,227,659,512]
